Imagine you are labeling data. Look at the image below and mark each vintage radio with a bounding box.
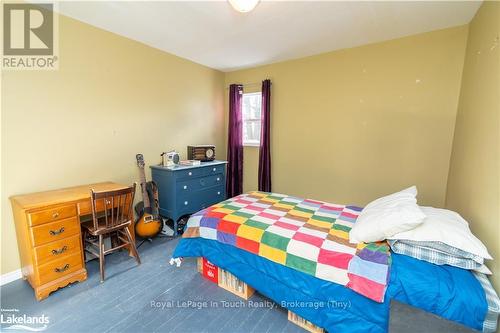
[187,145,215,162]
[161,151,180,167]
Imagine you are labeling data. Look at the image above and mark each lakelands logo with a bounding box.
[2,2,59,70]
[1,309,49,331]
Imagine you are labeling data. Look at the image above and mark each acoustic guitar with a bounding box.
[135,154,162,238]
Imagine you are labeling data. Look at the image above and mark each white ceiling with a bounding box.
[57,1,482,72]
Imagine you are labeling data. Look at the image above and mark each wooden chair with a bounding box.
[82,184,141,282]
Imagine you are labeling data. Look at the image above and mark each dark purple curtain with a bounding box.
[226,84,244,198]
[258,79,272,192]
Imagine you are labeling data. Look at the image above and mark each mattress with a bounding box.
[174,237,499,333]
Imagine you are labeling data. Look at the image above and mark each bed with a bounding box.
[172,192,499,333]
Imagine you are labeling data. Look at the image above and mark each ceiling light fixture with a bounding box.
[228,0,260,13]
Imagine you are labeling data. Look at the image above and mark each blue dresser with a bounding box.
[150,160,227,235]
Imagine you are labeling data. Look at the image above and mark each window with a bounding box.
[242,92,262,146]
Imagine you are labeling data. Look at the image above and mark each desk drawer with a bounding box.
[77,197,129,216]
[31,217,80,247]
[34,235,81,266]
[28,204,77,226]
[78,199,96,216]
[37,252,83,285]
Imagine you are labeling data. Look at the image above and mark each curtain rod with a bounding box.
[225,80,272,90]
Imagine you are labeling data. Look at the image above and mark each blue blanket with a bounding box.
[174,237,488,333]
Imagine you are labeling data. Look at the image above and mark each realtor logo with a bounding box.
[2,2,58,69]
[1,308,49,331]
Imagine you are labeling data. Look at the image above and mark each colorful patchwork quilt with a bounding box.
[183,191,391,302]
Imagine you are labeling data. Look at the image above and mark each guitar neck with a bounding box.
[139,167,151,208]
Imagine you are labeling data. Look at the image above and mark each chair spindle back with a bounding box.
[90,183,136,230]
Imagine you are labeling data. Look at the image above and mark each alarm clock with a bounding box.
[187,145,216,162]
[161,151,180,167]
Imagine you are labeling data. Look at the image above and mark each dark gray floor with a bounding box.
[0,237,475,333]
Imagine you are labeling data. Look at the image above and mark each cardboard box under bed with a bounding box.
[196,257,324,333]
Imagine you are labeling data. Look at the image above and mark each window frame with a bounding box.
[242,92,262,147]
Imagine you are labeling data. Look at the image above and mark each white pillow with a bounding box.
[349,186,426,244]
[389,206,492,260]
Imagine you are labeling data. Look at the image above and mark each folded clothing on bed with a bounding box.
[181,191,391,302]
[387,206,492,273]
[388,239,486,270]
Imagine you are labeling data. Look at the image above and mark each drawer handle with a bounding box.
[54,264,70,273]
[49,227,65,236]
[52,212,60,219]
[213,168,216,171]
[217,191,221,195]
[183,185,188,190]
[51,246,68,255]
[184,201,188,205]
[188,172,192,176]
[216,177,220,182]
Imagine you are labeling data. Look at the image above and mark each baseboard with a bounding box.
[1,269,22,286]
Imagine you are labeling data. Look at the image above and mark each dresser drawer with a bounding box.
[37,252,83,285]
[177,174,224,193]
[28,204,77,226]
[175,168,205,179]
[34,235,81,266]
[176,186,225,212]
[31,217,80,247]
[177,198,198,212]
[198,186,226,209]
[205,164,226,176]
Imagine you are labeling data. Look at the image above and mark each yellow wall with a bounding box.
[0,14,225,274]
[225,26,468,208]
[446,2,500,291]
[2,7,496,290]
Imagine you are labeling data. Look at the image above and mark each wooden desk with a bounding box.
[10,181,133,300]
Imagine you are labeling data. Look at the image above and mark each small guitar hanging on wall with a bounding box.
[135,154,162,239]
